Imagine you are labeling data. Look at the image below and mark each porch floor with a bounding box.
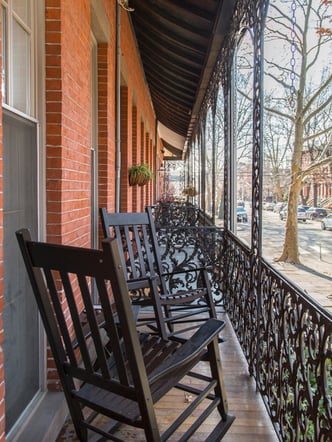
[56,311,279,441]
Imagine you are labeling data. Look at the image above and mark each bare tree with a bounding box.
[236,32,254,166]
[205,86,230,219]
[264,0,332,263]
[264,98,293,201]
[205,108,214,214]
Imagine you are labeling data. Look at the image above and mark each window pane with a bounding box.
[234,30,254,246]
[12,18,30,113]
[205,108,213,216]
[12,0,30,26]
[193,138,199,203]
[262,0,332,309]
[216,88,225,224]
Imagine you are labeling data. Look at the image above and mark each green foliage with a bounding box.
[128,164,154,186]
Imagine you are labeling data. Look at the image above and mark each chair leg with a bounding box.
[204,415,235,442]
[149,277,169,340]
[164,304,174,333]
[73,420,88,442]
[207,337,229,419]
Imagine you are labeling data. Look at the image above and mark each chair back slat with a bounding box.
[123,224,144,279]
[43,268,78,366]
[145,206,166,275]
[61,271,96,372]
[76,273,111,376]
[100,208,165,289]
[94,277,131,385]
[131,224,148,278]
[139,223,158,277]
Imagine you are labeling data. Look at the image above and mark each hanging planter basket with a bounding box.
[128,164,154,186]
[182,185,199,197]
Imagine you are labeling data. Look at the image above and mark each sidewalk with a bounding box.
[217,214,332,312]
[264,247,332,313]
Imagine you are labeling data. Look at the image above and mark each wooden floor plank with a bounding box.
[219,312,278,442]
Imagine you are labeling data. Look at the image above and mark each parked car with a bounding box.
[274,202,286,213]
[306,207,328,220]
[237,206,248,222]
[296,207,308,222]
[280,207,307,222]
[321,214,332,230]
[263,202,275,211]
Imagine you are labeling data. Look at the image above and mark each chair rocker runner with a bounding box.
[100,207,219,341]
[16,229,234,441]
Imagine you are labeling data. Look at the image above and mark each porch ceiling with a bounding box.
[129,0,236,159]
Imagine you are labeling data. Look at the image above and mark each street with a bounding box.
[235,208,332,262]
[235,208,332,310]
[262,210,332,264]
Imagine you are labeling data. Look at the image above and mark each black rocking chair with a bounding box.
[99,207,219,341]
[16,229,234,441]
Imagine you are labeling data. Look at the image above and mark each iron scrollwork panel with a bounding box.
[157,225,225,305]
[223,232,258,374]
[260,263,332,442]
[224,232,332,441]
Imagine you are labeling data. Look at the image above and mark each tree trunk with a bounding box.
[276,178,302,263]
[277,109,304,264]
[275,174,283,202]
[313,182,318,206]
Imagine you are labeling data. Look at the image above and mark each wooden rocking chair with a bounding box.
[99,207,220,341]
[16,229,234,441]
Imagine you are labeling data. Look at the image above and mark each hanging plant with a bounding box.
[128,164,154,186]
[182,185,199,197]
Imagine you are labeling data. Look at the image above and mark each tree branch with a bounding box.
[300,155,332,180]
[265,105,294,121]
[302,73,332,117]
[303,126,332,142]
[304,92,332,125]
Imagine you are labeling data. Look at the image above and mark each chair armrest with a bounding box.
[148,318,224,383]
[161,265,212,278]
[127,275,160,291]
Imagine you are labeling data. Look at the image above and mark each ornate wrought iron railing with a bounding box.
[153,201,200,229]
[151,203,224,303]
[223,230,332,442]
[154,203,332,441]
[156,224,225,305]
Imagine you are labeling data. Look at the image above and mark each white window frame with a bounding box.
[1,0,35,117]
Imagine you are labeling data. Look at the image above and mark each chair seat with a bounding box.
[74,318,225,426]
[159,287,209,304]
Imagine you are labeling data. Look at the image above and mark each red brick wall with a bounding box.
[98,42,116,214]
[46,0,92,247]
[131,106,140,211]
[119,11,158,211]
[120,85,132,212]
[45,0,92,389]
[145,132,151,207]
[96,0,117,230]
[139,122,146,211]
